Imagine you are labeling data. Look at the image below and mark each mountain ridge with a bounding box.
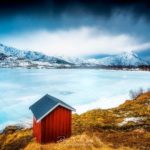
[0,43,149,69]
[0,43,71,68]
[98,51,148,67]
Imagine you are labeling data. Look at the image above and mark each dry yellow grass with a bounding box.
[24,133,133,150]
[0,129,32,150]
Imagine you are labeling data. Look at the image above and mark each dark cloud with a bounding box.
[0,0,150,42]
[0,0,150,20]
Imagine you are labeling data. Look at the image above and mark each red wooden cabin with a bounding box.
[29,94,75,143]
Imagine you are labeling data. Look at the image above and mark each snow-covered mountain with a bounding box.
[0,43,149,68]
[98,51,148,67]
[58,55,99,66]
[0,43,71,68]
[59,51,149,67]
[0,43,70,64]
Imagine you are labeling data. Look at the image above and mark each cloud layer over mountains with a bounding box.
[0,0,150,56]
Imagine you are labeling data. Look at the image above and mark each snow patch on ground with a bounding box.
[118,117,143,126]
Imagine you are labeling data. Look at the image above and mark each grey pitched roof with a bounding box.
[29,94,76,122]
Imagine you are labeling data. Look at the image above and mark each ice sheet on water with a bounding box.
[0,68,150,130]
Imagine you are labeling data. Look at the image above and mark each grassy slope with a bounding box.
[0,92,150,150]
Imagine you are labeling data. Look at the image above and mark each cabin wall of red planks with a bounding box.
[33,117,42,143]
[33,106,72,143]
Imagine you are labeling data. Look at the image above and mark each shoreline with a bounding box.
[1,90,150,133]
[0,66,150,71]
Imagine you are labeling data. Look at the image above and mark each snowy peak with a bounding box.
[99,51,148,67]
[0,43,73,68]
[0,43,70,65]
[59,51,148,67]
[117,51,140,61]
[0,43,149,68]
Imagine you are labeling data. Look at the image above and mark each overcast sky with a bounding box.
[0,0,150,56]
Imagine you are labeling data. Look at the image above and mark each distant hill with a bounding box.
[0,43,71,68]
[59,51,149,68]
[0,43,149,69]
[97,51,148,67]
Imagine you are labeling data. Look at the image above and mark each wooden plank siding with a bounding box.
[33,117,41,143]
[33,106,72,143]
